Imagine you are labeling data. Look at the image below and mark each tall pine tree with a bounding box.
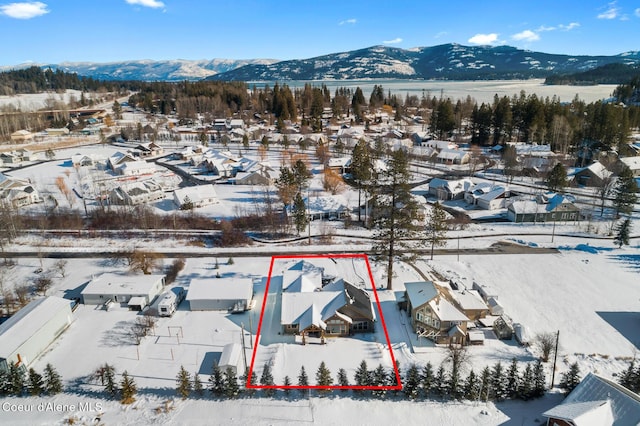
[371,149,424,289]
[119,371,136,405]
[176,365,192,399]
[43,363,62,395]
[260,363,275,397]
[209,363,225,398]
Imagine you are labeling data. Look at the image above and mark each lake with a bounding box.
[249,79,617,105]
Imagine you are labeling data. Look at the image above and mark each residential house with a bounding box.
[571,161,613,187]
[10,130,34,143]
[108,179,165,206]
[81,273,165,307]
[172,185,219,209]
[0,296,73,372]
[429,178,474,200]
[0,174,40,208]
[116,160,157,176]
[449,289,489,321]
[327,157,352,175]
[107,151,137,171]
[134,142,164,157]
[303,195,350,221]
[465,183,513,210]
[45,128,70,137]
[543,372,640,426]
[1,149,36,165]
[437,148,470,165]
[618,156,640,177]
[403,281,470,345]
[507,193,580,223]
[280,261,376,339]
[187,277,253,312]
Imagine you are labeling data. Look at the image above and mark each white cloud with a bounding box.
[536,25,556,32]
[125,0,165,8]
[512,30,540,42]
[636,8,640,17]
[0,1,48,19]
[597,2,619,19]
[468,33,499,45]
[382,37,403,45]
[339,18,357,25]
[559,22,580,30]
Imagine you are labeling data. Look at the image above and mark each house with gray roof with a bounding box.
[543,372,640,426]
[402,281,470,345]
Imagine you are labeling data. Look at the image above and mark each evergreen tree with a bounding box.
[354,360,371,388]
[533,360,547,398]
[223,367,240,399]
[371,149,424,289]
[283,375,292,397]
[274,166,297,208]
[9,361,25,395]
[297,366,309,398]
[421,362,434,399]
[260,363,275,397]
[209,363,225,398]
[447,364,463,400]
[426,202,448,261]
[119,371,137,404]
[434,365,447,399]
[371,364,387,398]
[315,361,333,395]
[292,159,312,191]
[613,166,639,218]
[0,368,10,396]
[491,362,506,401]
[292,192,308,235]
[351,138,374,223]
[479,366,491,401]
[243,371,257,397]
[559,362,581,395]
[43,363,62,395]
[505,358,520,399]
[403,364,421,400]
[176,365,192,399]
[463,369,479,401]
[519,363,534,400]
[27,368,44,396]
[103,363,117,398]
[337,368,349,390]
[620,359,640,392]
[193,373,204,397]
[546,163,568,193]
[614,218,632,248]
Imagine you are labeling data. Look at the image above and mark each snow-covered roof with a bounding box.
[305,195,349,215]
[173,185,219,206]
[429,178,474,195]
[118,160,157,173]
[186,277,252,301]
[82,273,164,296]
[282,260,323,292]
[620,156,640,171]
[429,298,469,322]
[573,161,613,178]
[451,290,488,311]
[405,281,438,309]
[477,186,506,202]
[437,148,468,161]
[328,157,351,168]
[280,291,343,326]
[127,296,148,307]
[543,372,640,425]
[219,343,242,369]
[0,297,71,359]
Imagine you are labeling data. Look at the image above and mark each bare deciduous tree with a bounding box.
[535,332,556,362]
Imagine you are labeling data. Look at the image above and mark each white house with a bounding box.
[108,179,165,206]
[0,296,73,371]
[0,174,41,208]
[173,185,219,209]
[429,178,473,200]
[187,277,254,311]
[116,160,157,176]
[81,273,165,307]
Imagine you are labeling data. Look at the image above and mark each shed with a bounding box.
[81,273,165,306]
[0,296,72,371]
[218,343,244,375]
[187,277,253,311]
[127,296,148,311]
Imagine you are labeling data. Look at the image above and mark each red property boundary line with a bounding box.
[246,253,402,390]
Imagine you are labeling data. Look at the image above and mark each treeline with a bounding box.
[545,63,640,85]
[613,76,640,105]
[0,66,143,96]
[0,362,63,397]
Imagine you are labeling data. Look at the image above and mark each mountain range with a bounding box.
[2,44,640,82]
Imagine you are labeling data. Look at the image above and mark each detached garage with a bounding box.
[187,277,253,312]
[218,343,244,375]
[0,296,73,372]
[81,273,165,308]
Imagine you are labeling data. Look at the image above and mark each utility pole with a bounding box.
[240,323,248,375]
[550,330,560,388]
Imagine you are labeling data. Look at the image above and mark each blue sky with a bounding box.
[0,0,639,65]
